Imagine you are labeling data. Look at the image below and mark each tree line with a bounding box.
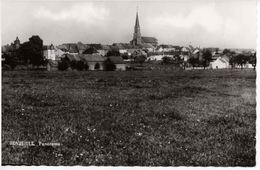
[3,35,46,69]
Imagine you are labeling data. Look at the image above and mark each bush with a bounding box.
[76,61,85,71]
[70,60,77,70]
[58,60,69,71]
[84,63,89,71]
[162,56,174,64]
[105,60,116,71]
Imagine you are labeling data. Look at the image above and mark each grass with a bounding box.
[1,68,256,166]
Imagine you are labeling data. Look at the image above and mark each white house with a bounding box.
[43,44,56,60]
[210,57,230,69]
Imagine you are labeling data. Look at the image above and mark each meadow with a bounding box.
[1,68,256,166]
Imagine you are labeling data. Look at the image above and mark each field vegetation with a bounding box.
[1,68,256,166]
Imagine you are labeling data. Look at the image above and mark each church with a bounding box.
[130,11,158,47]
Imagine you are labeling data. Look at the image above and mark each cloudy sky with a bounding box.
[1,0,256,48]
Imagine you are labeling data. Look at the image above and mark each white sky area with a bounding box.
[1,0,256,49]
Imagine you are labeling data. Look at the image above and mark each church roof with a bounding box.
[141,37,158,44]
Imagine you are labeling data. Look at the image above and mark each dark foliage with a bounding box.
[70,60,77,70]
[84,63,89,71]
[76,61,85,71]
[188,57,199,68]
[104,59,116,71]
[201,49,212,69]
[58,60,69,71]
[249,53,256,70]
[19,35,45,67]
[162,56,174,64]
[2,53,19,69]
[106,49,121,57]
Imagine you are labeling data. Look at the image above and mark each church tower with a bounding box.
[131,11,142,46]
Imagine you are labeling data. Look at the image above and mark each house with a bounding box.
[80,54,106,70]
[147,55,164,61]
[43,44,56,60]
[210,56,230,69]
[107,56,126,71]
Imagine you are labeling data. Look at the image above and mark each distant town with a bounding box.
[1,11,256,71]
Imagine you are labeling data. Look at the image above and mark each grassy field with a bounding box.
[1,68,256,166]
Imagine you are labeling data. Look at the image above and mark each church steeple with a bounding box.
[135,12,140,28]
[131,9,142,46]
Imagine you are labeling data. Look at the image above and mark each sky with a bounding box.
[1,0,257,49]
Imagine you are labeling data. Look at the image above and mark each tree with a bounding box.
[188,57,199,69]
[84,63,89,71]
[234,54,249,70]
[76,61,85,71]
[249,53,256,70]
[134,55,146,64]
[122,52,129,60]
[106,49,120,57]
[58,59,69,71]
[2,53,19,69]
[70,60,77,70]
[223,49,231,55]
[28,35,45,67]
[19,35,45,67]
[162,56,174,64]
[104,59,116,71]
[201,49,212,69]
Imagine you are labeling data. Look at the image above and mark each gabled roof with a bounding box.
[108,56,125,64]
[79,54,106,62]
[57,43,79,53]
[61,53,81,61]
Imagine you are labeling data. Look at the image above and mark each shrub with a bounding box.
[84,63,89,71]
[58,60,69,71]
[162,56,174,64]
[70,60,77,70]
[76,61,85,71]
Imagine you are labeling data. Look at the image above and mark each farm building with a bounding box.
[80,54,107,70]
[210,56,230,69]
[106,56,126,71]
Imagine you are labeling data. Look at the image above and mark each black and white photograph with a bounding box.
[1,0,257,167]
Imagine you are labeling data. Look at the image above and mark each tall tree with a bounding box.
[249,53,256,70]
[19,35,45,67]
[188,57,199,69]
[234,54,249,70]
[201,49,212,69]
[28,35,45,67]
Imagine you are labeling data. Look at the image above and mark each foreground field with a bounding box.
[2,69,256,166]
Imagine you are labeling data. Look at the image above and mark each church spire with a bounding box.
[131,7,142,46]
[135,7,140,28]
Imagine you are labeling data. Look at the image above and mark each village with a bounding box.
[1,12,256,72]
[1,0,257,166]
